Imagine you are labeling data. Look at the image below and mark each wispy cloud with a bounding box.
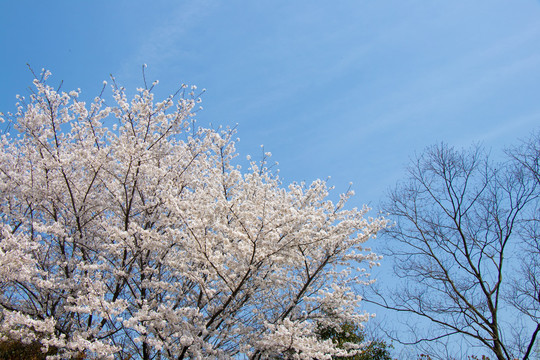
[116,1,216,83]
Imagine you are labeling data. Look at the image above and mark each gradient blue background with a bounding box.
[1,1,539,356]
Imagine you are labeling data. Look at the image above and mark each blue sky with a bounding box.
[1,1,539,207]
[1,0,540,356]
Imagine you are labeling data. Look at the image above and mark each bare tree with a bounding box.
[506,131,540,359]
[365,138,540,360]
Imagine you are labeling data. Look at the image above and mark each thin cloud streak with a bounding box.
[116,1,215,83]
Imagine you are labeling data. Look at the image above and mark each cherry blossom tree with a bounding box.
[0,69,387,360]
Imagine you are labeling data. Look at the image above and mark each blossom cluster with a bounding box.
[0,71,387,359]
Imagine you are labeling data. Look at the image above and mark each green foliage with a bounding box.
[0,339,54,360]
[0,339,85,360]
[317,322,393,360]
[417,355,491,360]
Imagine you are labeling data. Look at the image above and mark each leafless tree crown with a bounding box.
[367,132,540,360]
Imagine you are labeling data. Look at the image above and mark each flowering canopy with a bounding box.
[0,71,387,359]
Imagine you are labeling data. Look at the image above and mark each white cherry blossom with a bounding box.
[0,71,387,359]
